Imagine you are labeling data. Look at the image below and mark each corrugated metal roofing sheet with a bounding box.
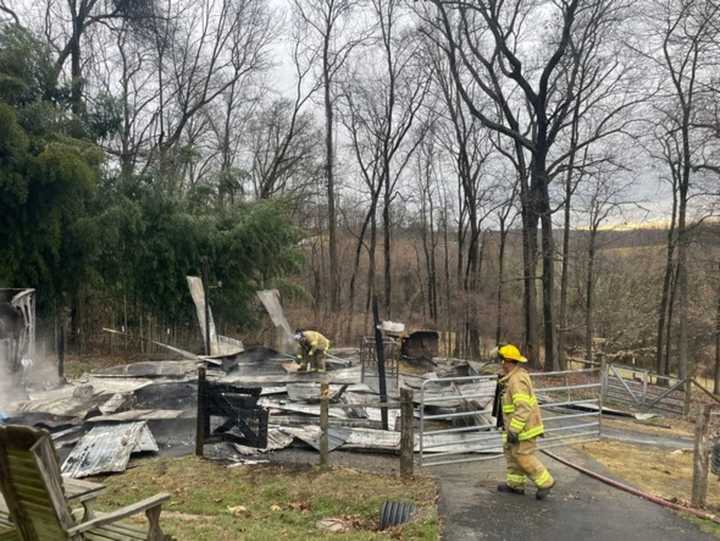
[61,421,157,478]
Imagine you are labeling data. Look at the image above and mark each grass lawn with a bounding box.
[577,439,716,507]
[92,456,439,540]
[577,439,720,538]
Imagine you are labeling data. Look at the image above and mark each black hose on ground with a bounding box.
[542,449,720,525]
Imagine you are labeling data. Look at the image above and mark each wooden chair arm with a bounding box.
[66,493,170,536]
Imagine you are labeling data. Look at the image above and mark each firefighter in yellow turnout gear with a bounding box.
[494,344,555,500]
[294,329,330,372]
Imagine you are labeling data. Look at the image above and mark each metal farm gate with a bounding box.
[603,363,689,417]
[418,368,602,467]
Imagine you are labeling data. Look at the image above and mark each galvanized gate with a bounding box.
[418,369,602,467]
[603,363,689,417]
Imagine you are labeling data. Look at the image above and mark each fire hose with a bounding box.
[542,449,720,525]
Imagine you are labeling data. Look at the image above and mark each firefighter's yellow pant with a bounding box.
[299,350,326,371]
[503,438,554,489]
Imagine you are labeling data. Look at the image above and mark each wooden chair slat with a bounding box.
[0,425,172,540]
[5,462,46,480]
[5,491,51,511]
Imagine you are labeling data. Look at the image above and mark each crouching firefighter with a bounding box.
[294,329,330,372]
[492,344,555,500]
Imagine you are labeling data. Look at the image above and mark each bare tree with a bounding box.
[495,174,520,346]
[424,37,497,356]
[246,97,322,200]
[341,0,429,318]
[0,1,19,25]
[415,119,441,322]
[643,0,720,380]
[417,0,643,368]
[292,0,369,313]
[577,173,631,365]
[36,0,158,113]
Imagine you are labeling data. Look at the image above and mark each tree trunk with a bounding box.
[324,65,338,313]
[469,233,486,358]
[419,179,438,322]
[367,211,378,313]
[429,195,438,321]
[533,150,555,372]
[496,224,508,345]
[677,109,692,381]
[714,264,720,394]
[676,195,689,381]
[656,185,678,373]
[586,230,597,366]
[558,169,573,370]
[443,208,452,353]
[664,264,679,376]
[70,28,82,114]
[456,176,465,286]
[521,203,539,367]
[383,177,392,316]
[465,214,479,290]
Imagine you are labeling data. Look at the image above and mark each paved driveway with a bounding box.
[433,446,714,541]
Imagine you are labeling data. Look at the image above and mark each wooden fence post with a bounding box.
[320,382,329,468]
[195,366,207,457]
[400,388,414,479]
[691,404,713,507]
[598,357,607,436]
[684,376,693,417]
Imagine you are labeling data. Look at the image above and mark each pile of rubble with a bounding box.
[2,345,498,477]
[1,285,503,477]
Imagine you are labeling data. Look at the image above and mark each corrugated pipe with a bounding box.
[542,449,720,525]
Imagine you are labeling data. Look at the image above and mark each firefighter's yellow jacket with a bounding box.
[500,365,544,441]
[301,331,330,355]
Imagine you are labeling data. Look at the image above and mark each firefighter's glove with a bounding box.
[506,431,519,444]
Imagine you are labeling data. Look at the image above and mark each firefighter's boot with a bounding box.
[535,481,555,500]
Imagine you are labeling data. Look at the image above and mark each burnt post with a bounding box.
[195,366,207,457]
[320,381,329,468]
[57,318,65,381]
[372,296,389,430]
[201,257,211,356]
[400,387,414,478]
[691,404,713,507]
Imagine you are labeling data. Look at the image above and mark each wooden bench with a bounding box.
[0,425,174,540]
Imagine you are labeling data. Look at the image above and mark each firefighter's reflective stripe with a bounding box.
[519,424,544,441]
[507,473,526,486]
[533,469,553,488]
[512,393,537,407]
[502,404,516,414]
[509,418,526,432]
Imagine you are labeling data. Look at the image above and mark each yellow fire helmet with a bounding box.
[498,344,528,363]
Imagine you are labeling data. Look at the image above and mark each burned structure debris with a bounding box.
[1,280,660,481]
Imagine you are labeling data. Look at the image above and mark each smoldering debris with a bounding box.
[2,281,504,471]
[0,339,508,474]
